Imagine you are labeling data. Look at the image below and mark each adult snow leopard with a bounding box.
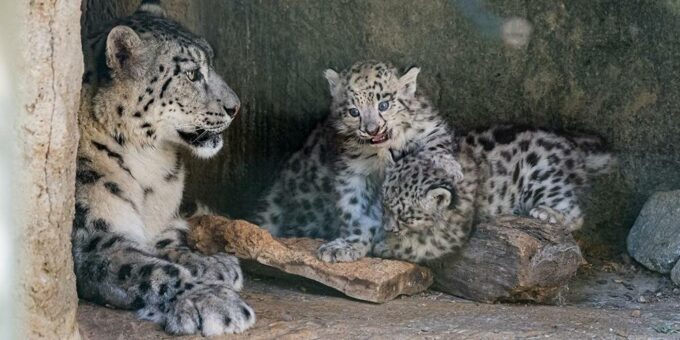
[73,1,254,335]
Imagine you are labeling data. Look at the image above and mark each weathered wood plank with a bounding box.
[430,216,584,304]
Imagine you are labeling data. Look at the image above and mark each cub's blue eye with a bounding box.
[378,100,390,112]
[349,108,360,117]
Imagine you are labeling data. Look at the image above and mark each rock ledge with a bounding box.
[188,215,433,303]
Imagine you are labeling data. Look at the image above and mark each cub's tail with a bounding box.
[566,132,617,176]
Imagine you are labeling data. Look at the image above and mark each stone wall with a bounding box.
[0,3,17,338]
[16,0,83,338]
[83,1,680,256]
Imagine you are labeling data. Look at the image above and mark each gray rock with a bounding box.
[671,260,680,286]
[627,191,680,273]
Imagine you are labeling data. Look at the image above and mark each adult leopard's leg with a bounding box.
[153,219,243,290]
[72,206,255,335]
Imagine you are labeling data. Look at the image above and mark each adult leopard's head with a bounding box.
[324,61,420,149]
[92,0,239,158]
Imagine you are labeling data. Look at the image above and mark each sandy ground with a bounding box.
[78,261,680,340]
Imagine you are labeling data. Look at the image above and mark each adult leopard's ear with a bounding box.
[138,0,167,17]
[324,69,341,95]
[398,66,420,97]
[425,187,452,211]
[106,26,147,80]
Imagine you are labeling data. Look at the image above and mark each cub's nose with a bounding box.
[223,104,239,118]
[366,126,381,136]
[383,213,399,232]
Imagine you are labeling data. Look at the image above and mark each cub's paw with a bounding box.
[317,238,367,263]
[371,241,389,258]
[529,206,566,225]
[175,252,243,291]
[371,239,398,260]
[163,284,255,336]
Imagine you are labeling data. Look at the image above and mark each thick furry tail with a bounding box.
[566,133,617,176]
[583,151,617,176]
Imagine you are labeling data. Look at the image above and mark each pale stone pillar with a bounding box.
[16,0,84,338]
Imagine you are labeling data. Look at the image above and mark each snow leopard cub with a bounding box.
[376,124,616,263]
[254,61,462,263]
[373,148,477,263]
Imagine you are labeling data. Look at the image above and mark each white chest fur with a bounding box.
[124,144,184,238]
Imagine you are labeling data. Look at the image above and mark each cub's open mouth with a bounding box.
[177,129,222,146]
[369,131,390,145]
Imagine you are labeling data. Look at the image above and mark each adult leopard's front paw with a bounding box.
[163,283,255,336]
[172,251,244,291]
[317,238,367,263]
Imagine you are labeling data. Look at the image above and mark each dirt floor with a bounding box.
[78,259,680,340]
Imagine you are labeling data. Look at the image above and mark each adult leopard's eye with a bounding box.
[349,108,360,117]
[185,69,202,82]
[378,100,390,112]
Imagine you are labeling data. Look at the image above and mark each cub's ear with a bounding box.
[323,68,341,95]
[425,187,453,211]
[106,26,147,79]
[430,153,464,183]
[398,66,420,97]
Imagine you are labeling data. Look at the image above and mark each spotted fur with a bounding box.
[378,124,616,262]
[254,61,462,263]
[74,1,254,336]
[375,149,476,263]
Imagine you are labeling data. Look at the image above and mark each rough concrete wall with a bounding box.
[81,0,195,34]
[84,1,680,256]
[16,0,84,338]
[183,0,680,256]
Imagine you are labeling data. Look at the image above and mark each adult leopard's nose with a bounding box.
[223,104,239,118]
[216,77,240,118]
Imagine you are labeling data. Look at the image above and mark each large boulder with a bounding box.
[627,191,680,273]
[671,260,680,286]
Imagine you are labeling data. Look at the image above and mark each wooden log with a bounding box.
[187,215,433,303]
[429,215,584,304]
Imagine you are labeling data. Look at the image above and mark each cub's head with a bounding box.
[94,1,239,158]
[382,152,473,235]
[324,61,420,148]
[382,154,456,233]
